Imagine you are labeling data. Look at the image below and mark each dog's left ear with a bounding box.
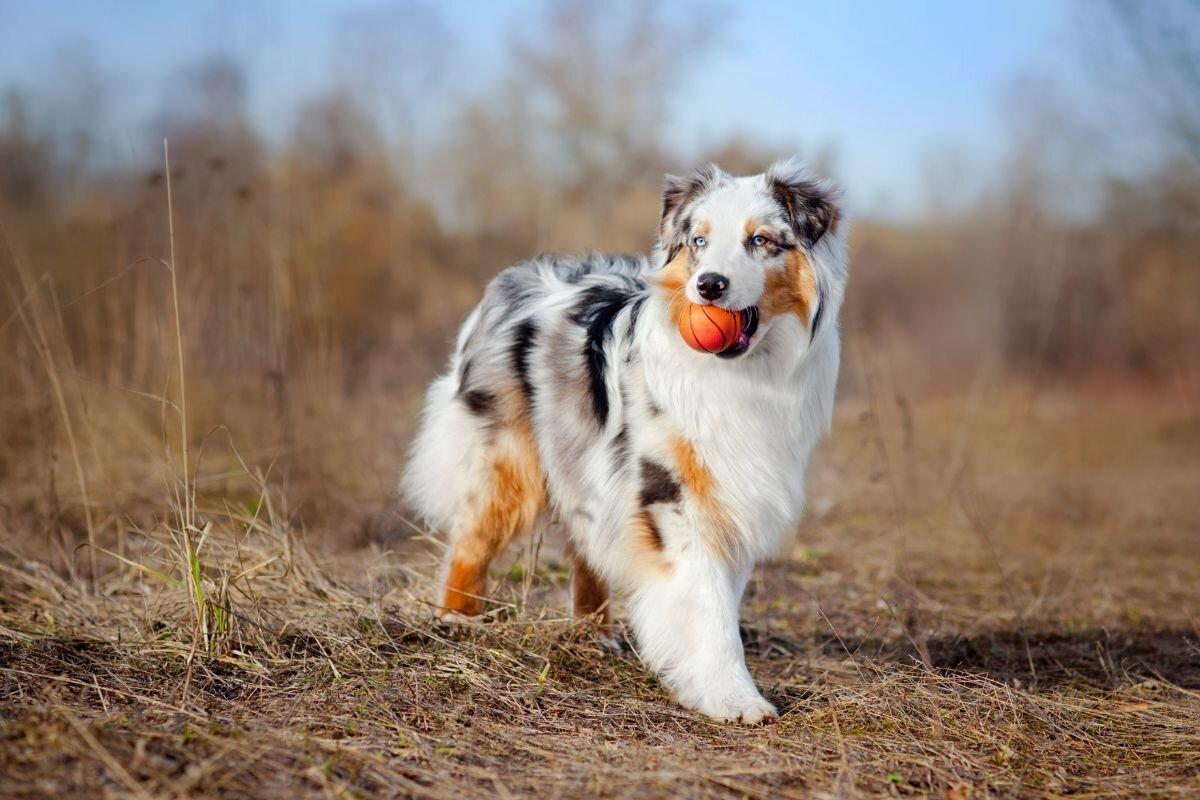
[767,159,840,248]
[659,163,726,261]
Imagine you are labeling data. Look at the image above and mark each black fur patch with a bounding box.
[660,165,725,250]
[571,286,635,426]
[457,358,494,416]
[510,318,539,404]
[461,389,495,416]
[770,176,838,247]
[811,283,826,338]
[611,425,630,469]
[677,213,693,240]
[639,459,681,506]
[628,294,646,332]
[661,166,720,227]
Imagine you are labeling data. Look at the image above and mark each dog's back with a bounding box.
[402,253,647,540]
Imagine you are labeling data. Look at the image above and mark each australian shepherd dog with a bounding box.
[403,160,847,723]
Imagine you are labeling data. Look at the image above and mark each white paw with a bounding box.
[433,608,483,627]
[734,695,778,725]
[688,688,777,725]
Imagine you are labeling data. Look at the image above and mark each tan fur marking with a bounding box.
[566,543,611,630]
[761,248,817,325]
[695,218,711,237]
[670,436,714,501]
[441,421,546,616]
[626,509,671,574]
[636,509,665,551]
[654,249,692,323]
[669,436,739,561]
[743,217,758,238]
[442,557,488,615]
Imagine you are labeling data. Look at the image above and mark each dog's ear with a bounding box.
[767,158,840,248]
[659,164,726,261]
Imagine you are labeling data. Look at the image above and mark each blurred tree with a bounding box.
[154,54,262,177]
[42,42,112,178]
[292,92,389,182]
[333,1,453,182]
[514,0,715,195]
[1090,0,1200,166]
[445,0,718,249]
[1086,0,1200,376]
[0,91,54,207]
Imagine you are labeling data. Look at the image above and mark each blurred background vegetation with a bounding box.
[1,0,1197,558]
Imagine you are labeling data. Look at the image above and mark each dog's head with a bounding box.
[653,159,844,358]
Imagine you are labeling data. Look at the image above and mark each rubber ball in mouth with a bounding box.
[678,302,742,354]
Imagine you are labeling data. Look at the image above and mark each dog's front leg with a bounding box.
[628,553,776,724]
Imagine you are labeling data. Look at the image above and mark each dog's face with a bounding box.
[656,160,840,358]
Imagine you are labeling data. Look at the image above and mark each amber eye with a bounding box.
[751,234,768,247]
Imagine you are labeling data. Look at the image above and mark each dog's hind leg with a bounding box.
[565,540,611,632]
[403,372,547,619]
[438,421,546,618]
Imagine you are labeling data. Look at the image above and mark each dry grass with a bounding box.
[2,384,1198,799]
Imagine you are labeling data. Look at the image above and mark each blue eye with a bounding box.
[692,235,707,247]
[751,234,768,247]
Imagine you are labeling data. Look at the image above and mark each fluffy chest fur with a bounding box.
[628,295,839,561]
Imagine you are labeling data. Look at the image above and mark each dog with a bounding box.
[403,159,846,723]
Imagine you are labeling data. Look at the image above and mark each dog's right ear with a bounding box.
[659,164,725,262]
[766,158,841,249]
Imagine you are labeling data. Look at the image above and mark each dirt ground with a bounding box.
[2,386,1199,798]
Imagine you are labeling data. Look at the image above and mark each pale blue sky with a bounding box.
[0,0,1081,214]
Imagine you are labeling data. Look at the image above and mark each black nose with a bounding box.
[696,272,729,301]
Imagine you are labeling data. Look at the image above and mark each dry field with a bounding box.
[3,2,1199,795]
[2,376,1198,798]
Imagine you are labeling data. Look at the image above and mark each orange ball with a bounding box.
[678,302,741,354]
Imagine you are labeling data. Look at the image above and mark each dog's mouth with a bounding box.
[716,306,760,359]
